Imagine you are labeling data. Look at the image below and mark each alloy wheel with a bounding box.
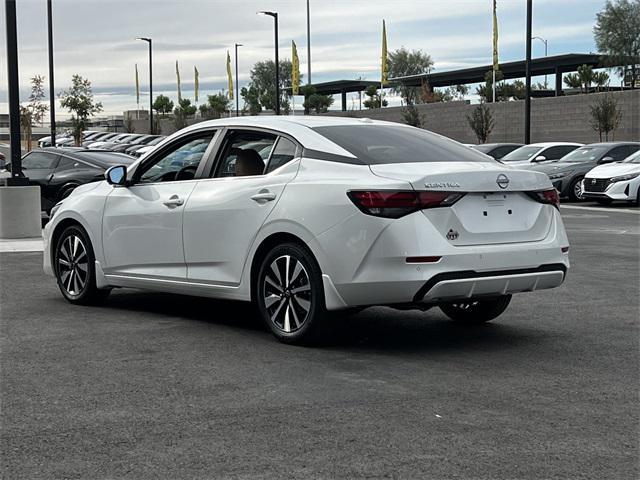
[573,180,584,200]
[57,234,89,296]
[262,255,312,333]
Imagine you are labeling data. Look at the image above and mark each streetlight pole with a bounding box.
[235,43,242,116]
[259,11,280,115]
[306,0,311,85]
[524,0,532,144]
[4,0,26,184]
[47,0,56,147]
[137,37,153,133]
[532,36,548,88]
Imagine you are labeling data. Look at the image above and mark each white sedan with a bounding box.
[582,150,640,205]
[43,117,570,344]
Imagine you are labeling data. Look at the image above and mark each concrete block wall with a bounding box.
[325,89,640,144]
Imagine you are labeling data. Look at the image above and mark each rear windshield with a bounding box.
[312,125,492,165]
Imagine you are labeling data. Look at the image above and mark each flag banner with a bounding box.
[291,40,300,95]
[227,51,234,100]
[194,66,199,103]
[493,0,499,72]
[381,20,388,86]
[135,63,139,104]
[176,60,182,102]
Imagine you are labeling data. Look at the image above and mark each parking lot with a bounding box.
[0,204,638,479]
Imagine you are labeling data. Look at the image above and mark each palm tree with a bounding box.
[563,73,582,92]
[593,71,610,92]
[577,64,594,93]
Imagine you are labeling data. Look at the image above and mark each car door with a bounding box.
[20,151,60,211]
[183,129,301,285]
[102,129,218,280]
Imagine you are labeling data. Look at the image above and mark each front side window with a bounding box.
[266,137,298,173]
[543,146,578,161]
[608,146,635,162]
[137,132,215,183]
[313,125,491,165]
[215,130,277,178]
[22,152,58,170]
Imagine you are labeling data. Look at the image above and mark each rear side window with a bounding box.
[22,152,58,169]
[312,125,492,165]
[266,137,298,173]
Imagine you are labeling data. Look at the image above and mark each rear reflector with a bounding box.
[526,189,560,209]
[406,256,442,263]
[347,190,464,218]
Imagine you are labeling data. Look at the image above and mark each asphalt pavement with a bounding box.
[1,206,638,479]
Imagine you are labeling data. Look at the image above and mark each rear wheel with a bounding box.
[440,295,511,324]
[256,243,326,344]
[568,176,585,202]
[54,225,110,305]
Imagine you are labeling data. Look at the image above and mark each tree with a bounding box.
[388,47,433,105]
[59,75,103,146]
[363,85,387,109]
[300,85,334,114]
[241,59,296,114]
[594,0,640,88]
[577,64,594,93]
[590,93,622,141]
[153,94,174,116]
[175,97,197,116]
[401,105,425,128]
[20,75,48,151]
[564,73,583,91]
[593,70,610,91]
[199,92,231,119]
[467,102,495,143]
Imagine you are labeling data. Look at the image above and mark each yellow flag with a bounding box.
[135,63,139,104]
[381,19,388,85]
[291,40,300,95]
[176,60,182,102]
[194,66,199,103]
[227,51,234,100]
[493,0,499,72]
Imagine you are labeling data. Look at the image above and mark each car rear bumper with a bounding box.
[312,206,570,309]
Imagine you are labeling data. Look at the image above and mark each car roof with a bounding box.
[473,143,523,148]
[580,142,640,147]
[527,142,584,147]
[43,147,134,167]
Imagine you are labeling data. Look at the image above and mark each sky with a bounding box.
[0,0,607,119]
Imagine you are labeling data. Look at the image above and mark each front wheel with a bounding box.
[256,243,327,344]
[440,295,511,324]
[568,176,585,202]
[54,225,110,305]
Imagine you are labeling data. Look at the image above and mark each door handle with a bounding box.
[251,191,277,203]
[163,195,184,208]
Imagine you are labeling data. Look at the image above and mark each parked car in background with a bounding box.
[470,143,523,160]
[500,142,583,166]
[582,149,640,205]
[43,116,569,345]
[524,142,640,201]
[7,148,134,213]
[88,134,135,150]
[0,150,5,170]
[125,135,166,156]
[107,134,160,153]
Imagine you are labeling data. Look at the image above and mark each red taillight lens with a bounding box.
[347,190,464,218]
[526,189,560,209]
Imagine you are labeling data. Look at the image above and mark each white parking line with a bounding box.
[561,205,640,215]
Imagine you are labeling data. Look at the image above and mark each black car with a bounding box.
[8,148,134,213]
[470,143,524,160]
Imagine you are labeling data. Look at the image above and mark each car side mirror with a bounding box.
[534,155,546,162]
[105,165,127,186]
[599,156,614,164]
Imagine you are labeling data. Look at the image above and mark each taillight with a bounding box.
[347,190,464,218]
[526,189,560,209]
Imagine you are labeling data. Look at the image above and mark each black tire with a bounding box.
[58,183,79,202]
[54,225,110,305]
[440,295,512,324]
[567,176,585,202]
[596,198,613,206]
[256,242,327,345]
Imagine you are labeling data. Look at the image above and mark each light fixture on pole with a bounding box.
[235,43,242,117]
[258,11,280,115]
[136,37,153,133]
[532,36,548,88]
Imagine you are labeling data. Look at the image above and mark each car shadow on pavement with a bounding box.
[97,290,545,354]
